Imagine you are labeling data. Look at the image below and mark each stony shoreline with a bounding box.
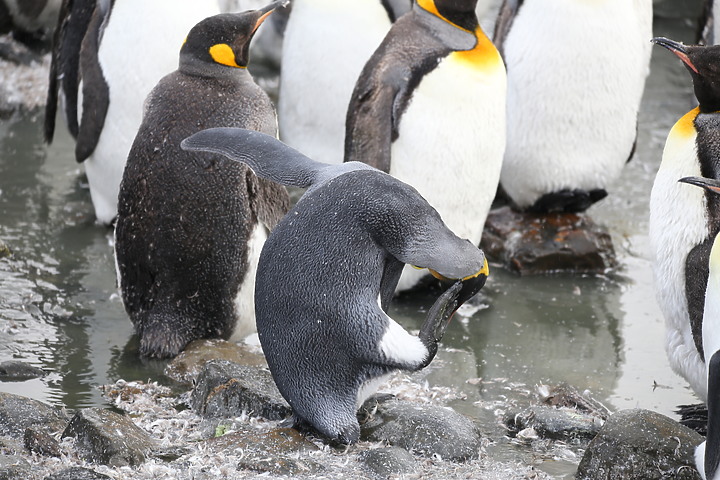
[0,340,705,480]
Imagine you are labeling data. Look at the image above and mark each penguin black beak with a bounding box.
[679,176,720,195]
[652,37,700,74]
[429,258,489,308]
[253,0,290,33]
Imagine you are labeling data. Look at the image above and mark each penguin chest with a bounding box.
[279,0,391,165]
[500,0,653,207]
[649,109,708,398]
[389,55,506,244]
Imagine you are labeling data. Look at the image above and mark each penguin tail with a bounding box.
[181,128,324,189]
[137,311,194,359]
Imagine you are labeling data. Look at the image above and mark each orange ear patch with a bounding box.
[670,107,700,139]
[209,43,243,68]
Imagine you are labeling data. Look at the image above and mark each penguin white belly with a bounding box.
[649,109,708,400]
[230,223,267,342]
[391,54,506,291]
[500,0,652,208]
[86,0,219,224]
[278,0,391,164]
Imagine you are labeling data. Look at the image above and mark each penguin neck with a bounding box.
[179,55,250,80]
[413,3,477,52]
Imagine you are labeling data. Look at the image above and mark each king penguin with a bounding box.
[114,4,290,359]
[676,176,720,480]
[344,0,506,292]
[44,0,221,225]
[494,0,652,212]
[649,38,720,408]
[182,127,489,444]
[277,0,411,165]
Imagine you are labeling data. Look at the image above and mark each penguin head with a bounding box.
[179,1,288,74]
[652,37,720,113]
[417,0,478,32]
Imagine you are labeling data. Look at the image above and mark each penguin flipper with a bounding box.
[381,0,412,22]
[75,1,111,162]
[182,128,331,188]
[44,0,96,143]
[344,82,397,173]
[493,0,523,58]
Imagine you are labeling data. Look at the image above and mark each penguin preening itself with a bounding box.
[677,176,720,480]
[44,0,221,225]
[278,0,411,165]
[114,4,290,359]
[494,0,652,213]
[344,0,506,292]
[181,127,489,444]
[649,38,720,407]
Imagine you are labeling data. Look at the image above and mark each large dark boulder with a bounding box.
[62,408,155,467]
[190,360,291,421]
[481,206,616,275]
[575,409,702,479]
[361,399,482,462]
[0,393,67,439]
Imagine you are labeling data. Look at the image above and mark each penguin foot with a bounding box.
[138,314,193,359]
[527,189,608,214]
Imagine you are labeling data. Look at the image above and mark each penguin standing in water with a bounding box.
[278,0,411,165]
[494,0,652,212]
[676,176,720,480]
[114,4,290,359]
[344,0,506,291]
[650,38,720,417]
[44,0,220,225]
[182,127,489,444]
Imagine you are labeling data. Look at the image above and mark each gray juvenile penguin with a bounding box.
[182,127,489,444]
[114,3,290,359]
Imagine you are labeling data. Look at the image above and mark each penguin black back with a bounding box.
[115,3,289,358]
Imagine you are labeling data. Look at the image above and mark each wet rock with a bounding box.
[359,446,418,478]
[43,468,111,480]
[0,454,35,480]
[62,408,155,467]
[0,361,46,381]
[481,206,616,275]
[361,399,482,461]
[575,409,702,480]
[538,383,611,419]
[164,339,267,386]
[190,360,290,421]
[0,393,68,439]
[504,405,604,441]
[23,427,61,457]
[206,426,321,476]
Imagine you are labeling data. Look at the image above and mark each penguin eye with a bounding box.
[208,43,242,68]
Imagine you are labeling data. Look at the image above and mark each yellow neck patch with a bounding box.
[451,27,503,71]
[209,43,244,68]
[670,107,700,139]
[416,0,502,71]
